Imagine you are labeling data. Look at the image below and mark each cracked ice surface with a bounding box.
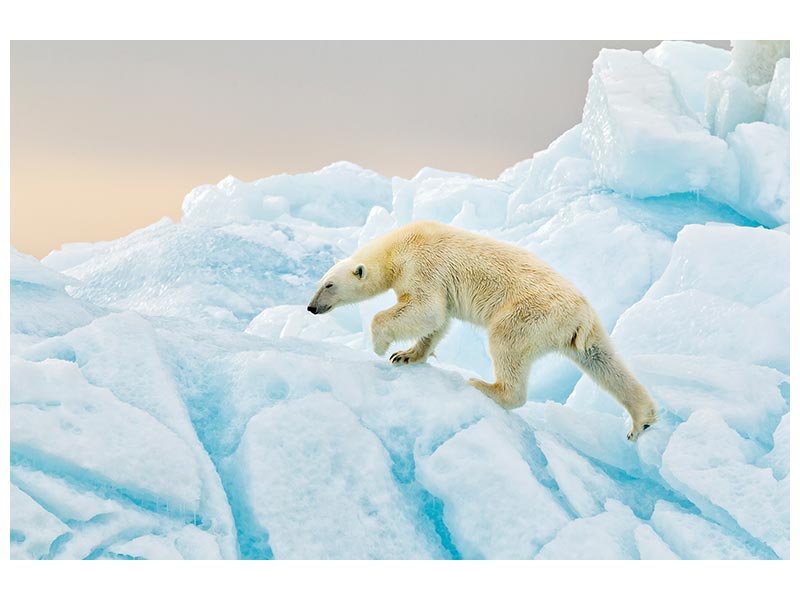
[10,41,789,559]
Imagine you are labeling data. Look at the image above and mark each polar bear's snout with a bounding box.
[307,286,333,315]
[307,302,331,315]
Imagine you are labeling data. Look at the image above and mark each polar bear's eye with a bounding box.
[325,282,334,289]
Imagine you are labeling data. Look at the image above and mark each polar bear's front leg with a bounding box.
[390,320,450,364]
[371,294,447,357]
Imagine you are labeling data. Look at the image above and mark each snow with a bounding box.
[764,58,790,130]
[762,413,789,481]
[727,122,790,227]
[10,484,71,560]
[506,124,593,213]
[11,357,203,514]
[11,246,80,289]
[705,69,765,138]
[392,168,510,229]
[643,223,788,304]
[106,526,224,560]
[533,430,623,518]
[649,501,759,559]
[567,223,789,459]
[537,499,674,559]
[11,247,106,345]
[644,40,731,119]
[660,411,789,558]
[182,161,392,227]
[245,303,356,342]
[593,224,789,374]
[41,216,351,329]
[416,417,570,559]
[233,394,441,559]
[12,40,789,560]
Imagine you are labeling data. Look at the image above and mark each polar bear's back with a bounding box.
[392,220,565,284]
[379,221,590,326]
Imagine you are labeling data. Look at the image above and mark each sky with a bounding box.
[11,40,730,258]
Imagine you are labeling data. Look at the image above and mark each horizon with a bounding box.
[11,40,730,258]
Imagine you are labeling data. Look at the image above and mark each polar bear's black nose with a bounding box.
[307,305,317,314]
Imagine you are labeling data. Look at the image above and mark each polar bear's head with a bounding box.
[307,258,370,315]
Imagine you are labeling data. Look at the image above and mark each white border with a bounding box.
[2,0,797,597]
[1,0,796,40]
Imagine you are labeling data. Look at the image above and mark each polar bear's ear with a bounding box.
[354,264,367,280]
[333,257,339,264]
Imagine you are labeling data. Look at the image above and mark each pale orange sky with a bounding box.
[11,41,729,258]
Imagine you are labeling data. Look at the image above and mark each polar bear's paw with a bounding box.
[627,411,658,442]
[468,378,526,410]
[390,347,428,365]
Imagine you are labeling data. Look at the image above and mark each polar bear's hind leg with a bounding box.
[568,340,658,441]
[468,325,542,410]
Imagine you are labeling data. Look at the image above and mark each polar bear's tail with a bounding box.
[569,322,593,353]
[566,321,658,441]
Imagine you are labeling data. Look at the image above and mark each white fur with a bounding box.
[308,221,658,440]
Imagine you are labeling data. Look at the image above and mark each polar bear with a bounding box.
[307,221,658,441]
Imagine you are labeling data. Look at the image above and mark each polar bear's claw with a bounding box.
[627,413,657,441]
[390,348,426,365]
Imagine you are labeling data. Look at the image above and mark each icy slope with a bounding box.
[11,41,790,559]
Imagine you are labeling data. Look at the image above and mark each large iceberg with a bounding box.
[581,48,738,203]
[727,122,790,227]
[10,40,790,559]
